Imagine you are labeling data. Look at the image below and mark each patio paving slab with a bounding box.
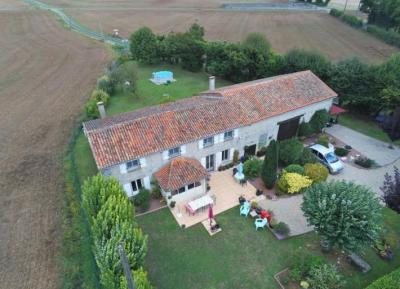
[258,195,313,237]
[170,168,257,228]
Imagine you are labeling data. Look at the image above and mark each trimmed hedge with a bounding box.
[367,25,400,48]
[330,8,363,28]
[304,163,329,183]
[365,267,400,289]
[284,164,305,175]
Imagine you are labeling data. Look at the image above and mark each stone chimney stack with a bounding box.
[97,102,106,119]
[209,76,215,91]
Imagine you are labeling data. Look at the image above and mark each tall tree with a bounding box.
[302,180,383,252]
[380,166,400,213]
[129,27,159,64]
[261,140,278,189]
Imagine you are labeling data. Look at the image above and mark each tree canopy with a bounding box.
[302,180,383,253]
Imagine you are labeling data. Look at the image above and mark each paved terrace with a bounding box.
[170,168,259,228]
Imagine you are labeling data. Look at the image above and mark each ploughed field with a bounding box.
[38,0,399,63]
[0,8,110,289]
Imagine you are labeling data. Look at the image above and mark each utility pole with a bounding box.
[343,0,349,13]
[118,244,136,289]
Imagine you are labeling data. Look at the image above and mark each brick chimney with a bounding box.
[209,76,215,91]
[97,102,106,119]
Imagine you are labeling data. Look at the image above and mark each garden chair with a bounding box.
[240,201,250,217]
[255,218,268,230]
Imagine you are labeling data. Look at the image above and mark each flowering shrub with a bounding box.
[277,172,312,194]
[304,163,329,183]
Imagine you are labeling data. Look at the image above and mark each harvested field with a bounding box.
[0,9,110,289]
[68,9,398,63]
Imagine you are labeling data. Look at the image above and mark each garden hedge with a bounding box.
[365,267,400,289]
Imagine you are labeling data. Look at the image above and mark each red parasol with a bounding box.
[208,205,214,226]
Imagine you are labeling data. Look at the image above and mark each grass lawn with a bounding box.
[339,113,400,145]
[137,207,400,289]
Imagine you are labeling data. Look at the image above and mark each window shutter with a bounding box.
[201,157,206,168]
[123,183,133,197]
[216,133,223,143]
[119,163,127,174]
[198,140,203,149]
[143,176,151,189]
[234,129,239,138]
[181,145,186,155]
[230,148,235,160]
[162,150,169,160]
[140,157,147,167]
[216,151,222,168]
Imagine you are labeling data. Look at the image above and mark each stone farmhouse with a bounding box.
[83,71,337,202]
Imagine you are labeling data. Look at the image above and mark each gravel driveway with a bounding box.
[325,125,400,166]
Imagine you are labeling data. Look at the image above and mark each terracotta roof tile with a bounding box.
[84,71,337,169]
[153,157,209,192]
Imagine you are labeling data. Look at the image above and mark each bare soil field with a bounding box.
[68,9,398,63]
[0,8,110,289]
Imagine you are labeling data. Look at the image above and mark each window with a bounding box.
[178,187,186,193]
[258,133,268,147]
[222,149,229,161]
[131,179,143,192]
[126,159,140,171]
[168,146,181,158]
[203,136,214,147]
[188,183,195,190]
[194,181,201,187]
[224,130,233,141]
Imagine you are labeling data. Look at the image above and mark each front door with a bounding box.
[206,154,215,171]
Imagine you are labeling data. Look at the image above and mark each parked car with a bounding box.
[309,144,344,174]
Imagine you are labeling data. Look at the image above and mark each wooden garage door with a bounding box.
[277,116,301,141]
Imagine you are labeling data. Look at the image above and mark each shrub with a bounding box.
[277,172,313,194]
[243,158,262,179]
[367,25,400,48]
[302,180,383,252]
[341,14,363,28]
[290,253,326,281]
[299,122,314,137]
[299,147,319,165]
[355,157,375,168]
[256,146,268,157]
[134,188,151,211]
[278,138,304,166]
[329,8,344,18]
[170,201,176,208]
[261,140,278,189]
[307,264,345,289]
[317,134,329,148]
[365,267,400,289]
[85,89,110,119]
[304,163,329,183]
[273,222,290,236]
[381,166,400,213]
[309,110,330,133]
[334,147,349,157]
[97,75,114,95]
[284,164,305,175]
[150,178,162,199]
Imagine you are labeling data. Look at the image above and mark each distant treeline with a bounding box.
[129,24,400,139]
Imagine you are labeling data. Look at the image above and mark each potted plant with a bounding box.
[238,195,246,205]
[251,201,258,210]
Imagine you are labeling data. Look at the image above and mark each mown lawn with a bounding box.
[339,113,400,145]
[137,207,400,289]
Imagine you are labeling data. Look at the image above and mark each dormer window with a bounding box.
[168,146,181,158]
[224,130,233,141]
[203,136,214,147]
[126,159,140,171]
